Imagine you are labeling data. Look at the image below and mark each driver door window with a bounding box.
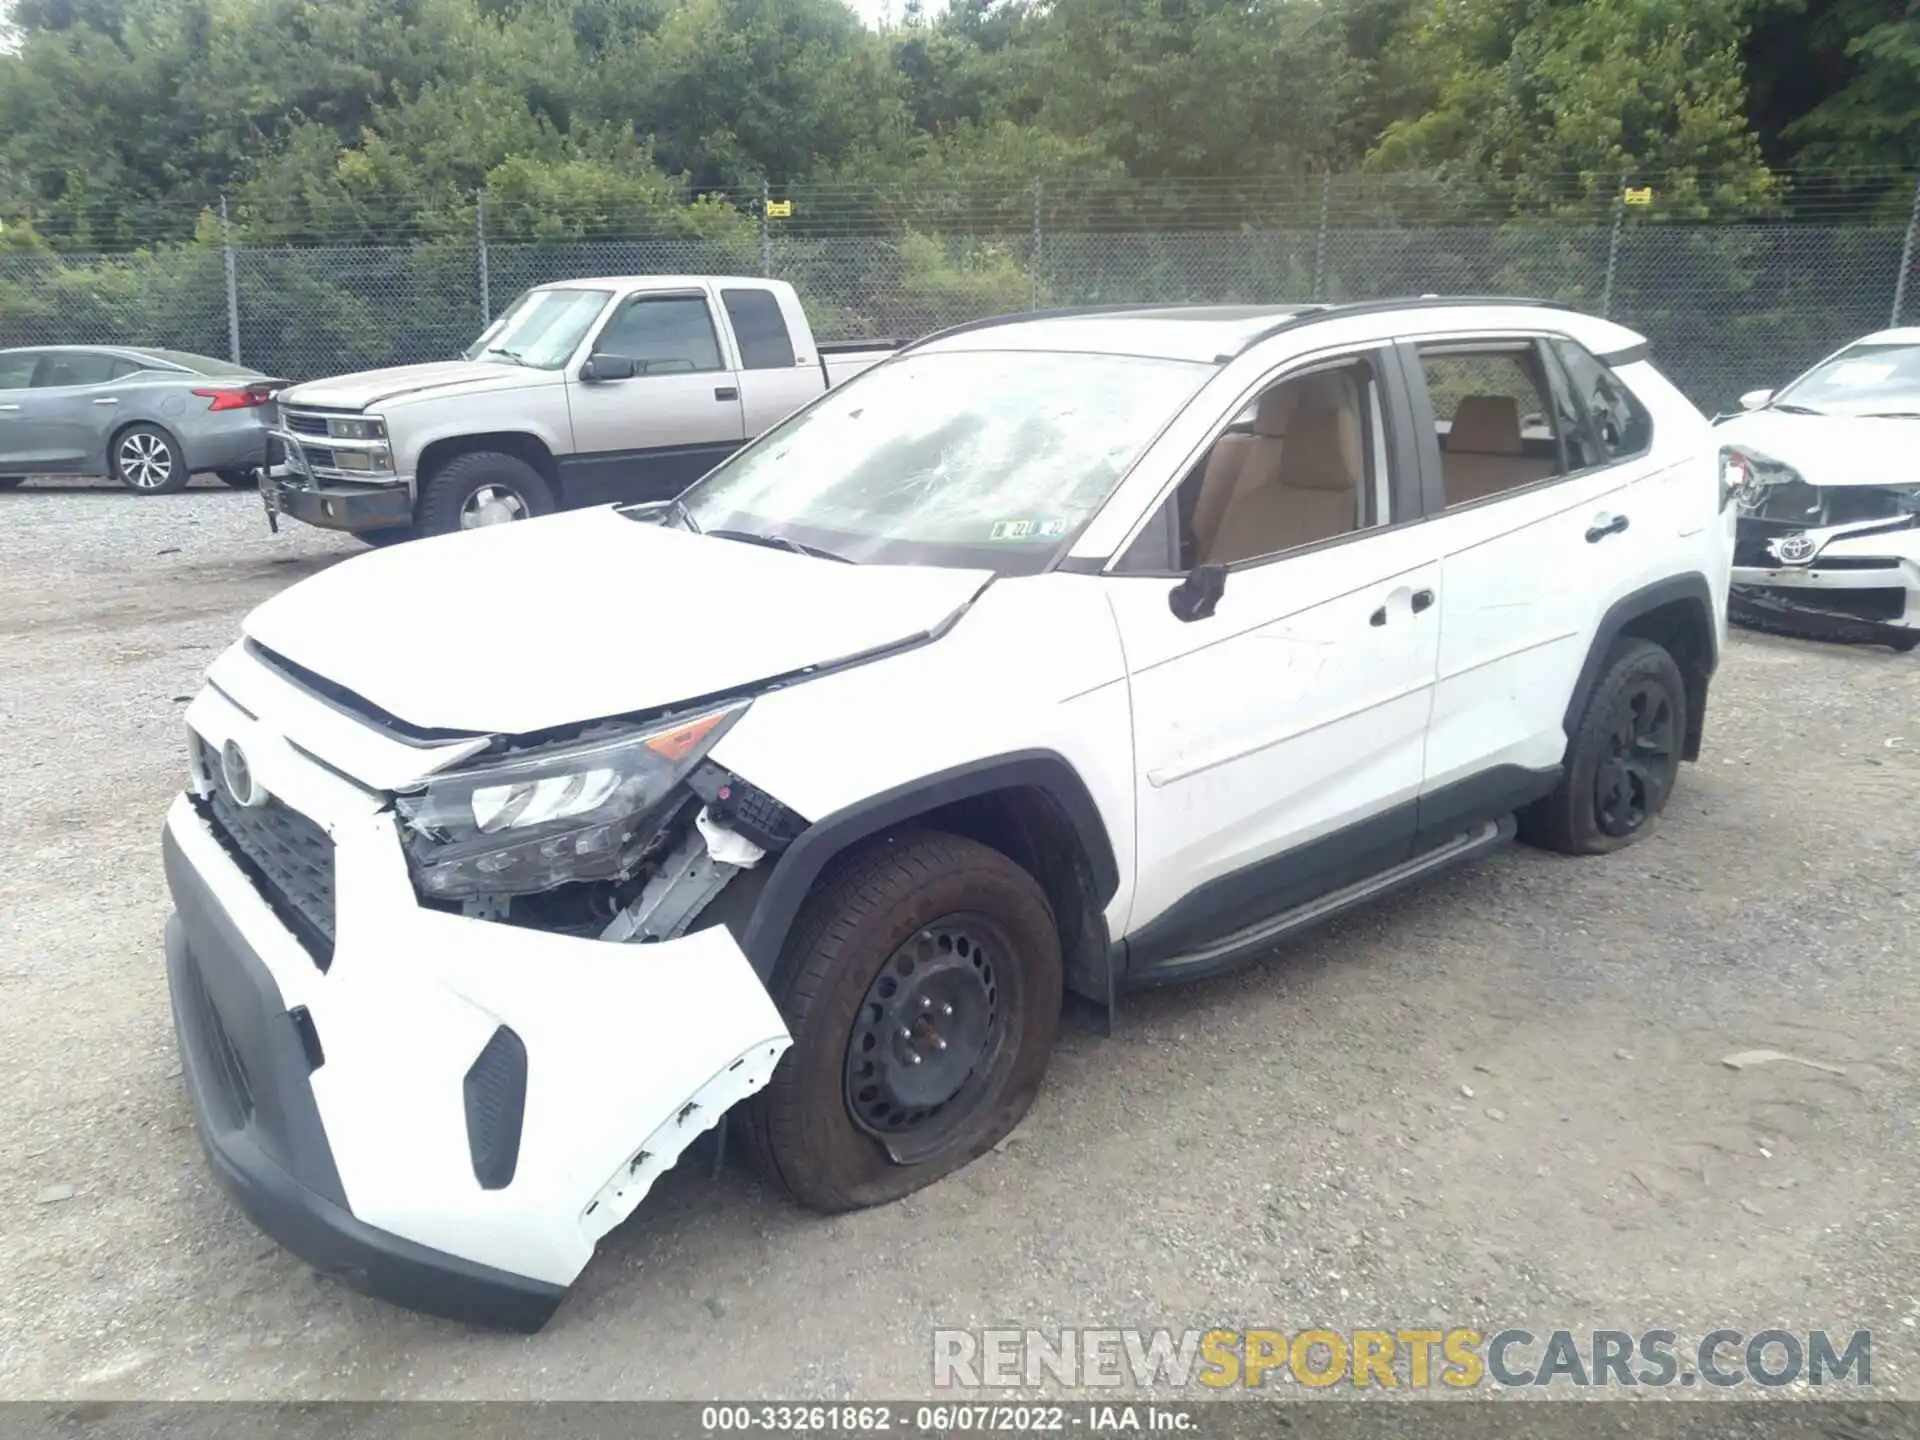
[593,295,725,375]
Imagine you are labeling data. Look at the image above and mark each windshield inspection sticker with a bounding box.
[990,518,1068,540]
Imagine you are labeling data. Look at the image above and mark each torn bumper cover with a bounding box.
[1729,555,1919,648]
[162,780,789,1332]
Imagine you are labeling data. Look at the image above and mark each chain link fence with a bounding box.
[3,180,1918,412]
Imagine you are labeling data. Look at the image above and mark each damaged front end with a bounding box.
[392,700,804,942]
[1725,445,1920,651]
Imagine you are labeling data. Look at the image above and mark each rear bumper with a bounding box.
[164,827,566,1332]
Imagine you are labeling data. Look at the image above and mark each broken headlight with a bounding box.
[394,702,748,900]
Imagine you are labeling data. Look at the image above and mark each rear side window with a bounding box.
[1551,339,1652,461]
[34,351,118,387]
[1415,343,1568,508]
[722,288,797,370]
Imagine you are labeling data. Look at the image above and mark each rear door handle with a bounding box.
[93,397,119,405]
[1586,513,1630,543]
[0,404,19,412]
[714,386,739,402]
[1411,588,1435,614]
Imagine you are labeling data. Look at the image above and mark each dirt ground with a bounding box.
[2,478,1918,1402]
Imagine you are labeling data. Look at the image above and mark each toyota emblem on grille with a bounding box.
[1771,532,1817,565]
[219,738,264,808]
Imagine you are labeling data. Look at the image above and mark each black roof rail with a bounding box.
[897,304,1167,355]
[1234,294,1565,355]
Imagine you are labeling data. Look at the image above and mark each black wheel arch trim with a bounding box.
[1564,572,1718,763]
[737,750,1120,981]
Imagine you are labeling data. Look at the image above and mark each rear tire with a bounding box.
[111,424,188,494]
[416,451,554,537]
[1889,633,1919,654]
[743,830,1062,1213]
[216,468,259,490]
[1520,637,1687,856]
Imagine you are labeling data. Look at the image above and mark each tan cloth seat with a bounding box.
[1442,394,1556,504]
[1190,386,1299,559]
[1203,373,1362,564]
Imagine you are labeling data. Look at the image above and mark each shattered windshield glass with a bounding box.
[1774,342,1920,416]
[675,349,1213,573]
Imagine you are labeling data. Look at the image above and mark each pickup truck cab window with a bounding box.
[592,293,726,375]
[465,286,612,369]
[675,347,1214,574]
[722,287,798,370]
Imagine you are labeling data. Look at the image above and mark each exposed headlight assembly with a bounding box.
[1719,445,1774,513]
[394,702,747,899]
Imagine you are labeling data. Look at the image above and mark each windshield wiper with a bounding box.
[1859,410,1920,419]
[706,527,853,563]
[666,496,702,533]
[1770,402,1825,415]
[481,346,533,367]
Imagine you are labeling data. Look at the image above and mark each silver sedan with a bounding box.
[0,345,288,495]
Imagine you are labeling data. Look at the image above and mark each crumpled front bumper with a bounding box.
[162,681,792,1330]
[1730,556,1919,647]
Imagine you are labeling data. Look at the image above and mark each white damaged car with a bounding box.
[1718,328,1920,651]
[163,299,1732,1330]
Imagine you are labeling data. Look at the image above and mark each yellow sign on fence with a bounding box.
[765,199,794,218]
[1623,187,1653,206]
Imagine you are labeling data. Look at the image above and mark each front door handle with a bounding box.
[1411,588,1435,614]
[714,386,739,402]
[93,396,119,405]
[1586,513,1630,543]
[0,403,19,412]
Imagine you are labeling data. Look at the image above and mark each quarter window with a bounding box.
[1551,338,1652,461]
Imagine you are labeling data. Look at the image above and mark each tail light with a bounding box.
[193,386,278,412]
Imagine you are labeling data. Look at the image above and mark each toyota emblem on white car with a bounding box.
[219,738,264,808]
[1771,532,1818,565]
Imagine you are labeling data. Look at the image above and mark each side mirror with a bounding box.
[1169,564,1226,623]
[582,353,636,382]
[1739,388,1774,411]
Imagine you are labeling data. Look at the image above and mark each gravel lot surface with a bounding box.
[2,477,1918,1403]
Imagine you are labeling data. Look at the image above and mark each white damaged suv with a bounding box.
[163,299,1734,1330]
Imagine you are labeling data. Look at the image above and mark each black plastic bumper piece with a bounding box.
[1729,585,1918,649]
[268,477,413,532]
[163,823,567,1333]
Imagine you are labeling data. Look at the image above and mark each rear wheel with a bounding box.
[1889,633,1919,654]
[743,830,1062,1213]
[111,424,188,494]
[416,451,554,537]
[1520,637,1686,856]
[216,468,259,490]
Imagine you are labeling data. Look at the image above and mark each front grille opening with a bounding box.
[193,790,337,971]
[1747,585,1908,623]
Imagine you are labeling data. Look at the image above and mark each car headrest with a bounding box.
[1447,395,1524,455]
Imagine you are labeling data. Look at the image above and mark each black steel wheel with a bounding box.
[1520,637,1687,856]
[744,829,1062,1213]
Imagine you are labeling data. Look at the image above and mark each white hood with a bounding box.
[1715,410,1920,487]
[279,361,546,412]
[242,508,995,735]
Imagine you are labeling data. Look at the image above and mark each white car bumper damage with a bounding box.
[163,662,791,1331]
[1729,531,1920,646]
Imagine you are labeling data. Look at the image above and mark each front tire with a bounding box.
[416,451,554,537]
[1521,637,1686,856]
[111,424,188,494]
[743,830,1062,1213]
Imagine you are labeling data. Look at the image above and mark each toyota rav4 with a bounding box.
[161,298,1736,1332]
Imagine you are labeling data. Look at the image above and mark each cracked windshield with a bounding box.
[678,349,1212,572]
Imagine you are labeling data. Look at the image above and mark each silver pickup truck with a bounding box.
[263,276,899,543]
